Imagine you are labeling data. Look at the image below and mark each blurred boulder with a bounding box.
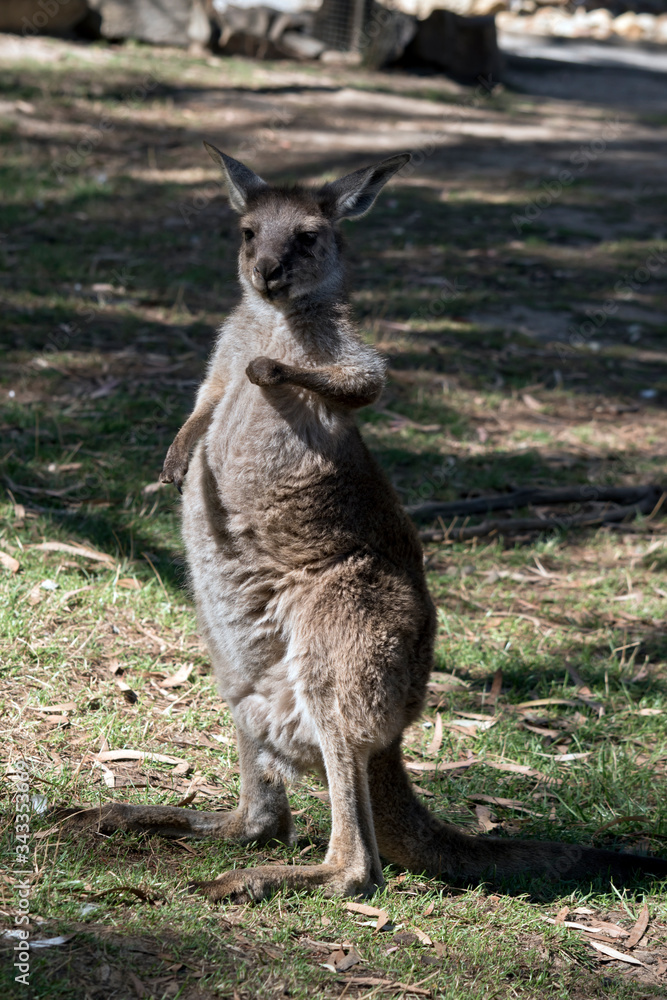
[212,2,322,58]
[87,0,200,46]
[358,2,418,68]
[0,0,88,35]
[418,0,507,13]
[406,9,502,81]
[279,28,325,56]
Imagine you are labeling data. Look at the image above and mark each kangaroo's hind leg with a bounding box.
[59,725,295,846]
[193,729,384,903]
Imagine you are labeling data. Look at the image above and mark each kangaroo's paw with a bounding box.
[160,443,189,491]
[246,356,288,387]
[190,863,379,904]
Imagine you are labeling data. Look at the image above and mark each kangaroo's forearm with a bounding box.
[175,402,216,453]
[160,376,225,489]
[246,356,384,409]
[286,365,383,408]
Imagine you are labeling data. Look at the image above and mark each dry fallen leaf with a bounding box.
[520,721,562,739]
[159,664,194,688]
[95,749,190,769]
[340,978,431,995]
[445,718,496,735]
[60,585,93,604]
[0,550,20,573]
[475,804,499,833]
[468,794,539,816]
[512,698,578,711]
[29,541,116,564]
[117,578,142,590]
[587,940,644,966]
[33,824,60,841]
[26,702,77,714]
[589,920,629,939]
[30,935,74,949]
[27,582,44,605]
[593,814,644,837]
[93,759,115,788]
[325,946,362,973]
[489,667,503,704]
[47,461,82,473]
[427,713,443,755]
[405,757,479,773]
[346,900,390,932]
[115,678,138,704]
[427,672,469,690]
[410,926,433,946]
[483,760,561,785]
[522,393,544,411]
[626,902,650,948]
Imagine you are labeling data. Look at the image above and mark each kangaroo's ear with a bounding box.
[204,142,267,213]
[318,153,411,221]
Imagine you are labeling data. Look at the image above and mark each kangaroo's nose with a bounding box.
[252,259,284,292]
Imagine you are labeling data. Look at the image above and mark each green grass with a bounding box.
[1,34,667,1000]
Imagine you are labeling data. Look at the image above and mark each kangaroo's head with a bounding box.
[204,142,410,306]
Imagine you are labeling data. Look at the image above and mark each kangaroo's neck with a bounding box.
[243,287,354,356]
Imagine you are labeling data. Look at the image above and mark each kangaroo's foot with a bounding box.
[57,799,295,846]
[192,861,381,904]
[60,728,296,846]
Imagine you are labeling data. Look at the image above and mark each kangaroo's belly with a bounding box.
[195,568,324,777]
[182,447,328,777]
[180,399,431,780]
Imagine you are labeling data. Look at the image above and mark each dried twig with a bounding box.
[408,484,662,521]
[418,492,662,542]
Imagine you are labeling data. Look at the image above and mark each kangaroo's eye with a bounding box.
[298,231,318,247]
[242,229,254,242]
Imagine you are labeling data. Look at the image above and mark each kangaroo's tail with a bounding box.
[369,741,667,885]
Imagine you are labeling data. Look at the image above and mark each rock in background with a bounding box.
[212,1,324,59]
[497,5,667,42]
[405,8,502,80]
[0,0,89,35]
[87,0,198,45]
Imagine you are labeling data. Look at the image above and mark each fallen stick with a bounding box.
[408,484,662,521]
[418,493,663,543]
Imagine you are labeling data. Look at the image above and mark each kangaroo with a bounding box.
[66,146,667,901]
